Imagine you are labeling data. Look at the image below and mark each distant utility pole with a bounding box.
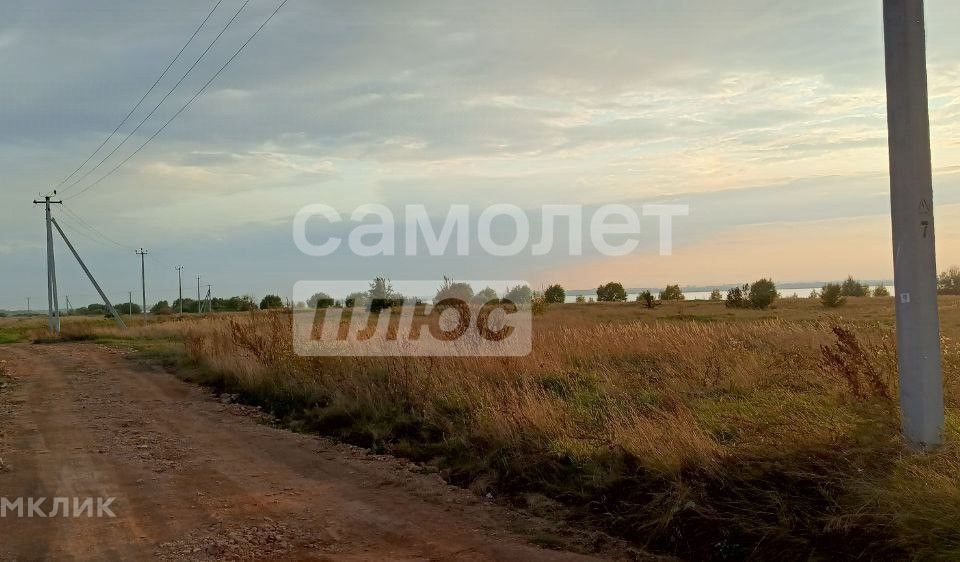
[33,194,62,334]
[26,297,30,313]
[136,249,148,321]
[883,0,944,449]
[176,266,184,315]
[204,284,212,315]
[197,276,202,313]
[65,295,72,316]
[128,291,133,317]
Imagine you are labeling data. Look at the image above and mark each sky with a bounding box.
[2,0,960,309]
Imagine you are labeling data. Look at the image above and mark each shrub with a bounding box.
[873,285,890,297]
[368,277,404,313]
[596,282,627,302]
[173,298,197,313]
[821,283,846,308]
[938,266,960,295]
[435,277,474,303]
[210,296,258,312]
[94,302,142,316]
[575,295,586,303]
[344,292,367,308]
[709,289,723,301]
[504,285,533,305]
[840,276,870,297]
[749,278,778,310]
[474,287,499,305]
[725,285,748,309]
[638,290,656,309]
[543,284,566,304]
[150,300,173,315]
[259,295,284,310]
[659,284,684,301]
[307,292,335,309]
[531,294,549,316]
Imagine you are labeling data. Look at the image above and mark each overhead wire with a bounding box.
[59,205,135,250]
[59,206,180,270]
[65,0,288,202]
[54,212,121,251]
[50,0,225,193]
[60,0,252,196]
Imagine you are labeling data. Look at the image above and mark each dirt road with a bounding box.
[0,343,608,561]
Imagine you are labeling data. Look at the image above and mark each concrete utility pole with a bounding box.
[197,276,202,313]
[65,295,72,316]
[883,0,944,449]
[136,249,148,321]
[176,266,184,315]
[26,297,30,313]
[49,218,125,329]
[33,195,62,334]
[128,291,133,317]
[204,284,212,315]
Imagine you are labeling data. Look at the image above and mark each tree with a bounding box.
[709,289,723,301]
[821,283,846,308]
[259,294,284,310]
[659,284,684,301]
[307,292,335,309]
[504,285,533,305]
[150,300,172,315]
[749,278,778,310]
[638,290,656,309]
[435,277,474,304]
[938,266,960,295]
[531,293,549,316]
[596,282,627,302]
[575,295,586,303]
[873,285,890,297]
[725,285,748,309]
[543,284,566,304]
[173,297,197,313]
[344,292,367,308]
[840,276,869,297]
[76,303,107,316]
[474,287,499,305]
[234,296,258,311]
[368,276,403,313]
[808,289,820,299]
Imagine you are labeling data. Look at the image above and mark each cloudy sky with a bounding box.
[2,0,960,309]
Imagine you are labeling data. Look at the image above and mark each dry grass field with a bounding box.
[10,296,960,559]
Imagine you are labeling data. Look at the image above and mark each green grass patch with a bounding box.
[0,327,29,344]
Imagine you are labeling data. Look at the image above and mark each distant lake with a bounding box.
[564,285,896,303]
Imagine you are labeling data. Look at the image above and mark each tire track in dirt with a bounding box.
[0,343,619,561]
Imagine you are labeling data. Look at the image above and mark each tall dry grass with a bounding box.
[46,302,960,558]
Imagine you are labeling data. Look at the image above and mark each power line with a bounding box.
[59,205,135,250]
[61,0,252,196]
[58,207,181,272]
[65,0,288,202]
[54,213,118,250]
[50,0,225,193]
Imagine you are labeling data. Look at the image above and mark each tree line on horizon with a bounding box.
[41,266,960,318]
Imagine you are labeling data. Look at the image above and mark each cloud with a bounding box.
[0,30,19,50]
[540,203,960,288]
[2,1,960,307]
